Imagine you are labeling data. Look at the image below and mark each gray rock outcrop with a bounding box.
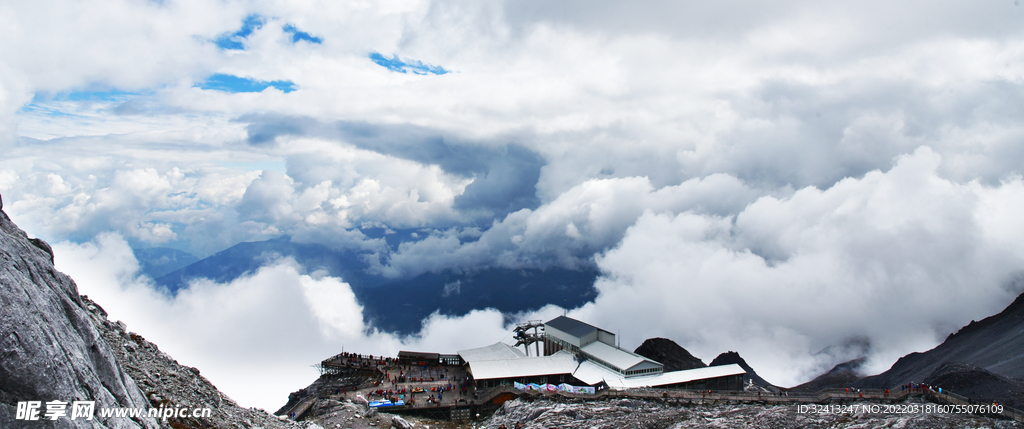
[391,415,413,429]
[1,202,304,428]
[633,337,707,372]
[0,206,159,427]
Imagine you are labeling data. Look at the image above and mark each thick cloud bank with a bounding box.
[578,148,1024,385]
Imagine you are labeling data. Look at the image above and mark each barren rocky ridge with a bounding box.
[0,199,304,429]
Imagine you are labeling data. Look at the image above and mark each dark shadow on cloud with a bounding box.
[242,115,317,146]
[711,78,921,190]
[236,114,544,220]
[725,76,1024,189]
[500,1,1024,45]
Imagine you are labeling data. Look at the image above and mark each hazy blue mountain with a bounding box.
[154,236,600,334]
[133,247,199,279]
[353,266,600,335]
[154,236,384,293]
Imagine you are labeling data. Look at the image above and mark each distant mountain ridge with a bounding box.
[153,236,385,292]
[151,236,600,335]
[791,358,867,392]
[133,247,199,279]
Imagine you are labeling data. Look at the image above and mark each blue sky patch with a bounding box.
[283,24,322,44]
[19,89,139,117]
[215,14,265,50]
[197,74,296,93]
[369,52,449,75]
[32,89,138,103]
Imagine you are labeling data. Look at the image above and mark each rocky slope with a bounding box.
[0,198,305,428]
[0,203,159,429]
[484,397,1020,429]
[854,291,1024,408]
[925,362,1024,408]
[634,338,707,372]
[82,295,303,429]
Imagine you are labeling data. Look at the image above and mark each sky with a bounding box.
[3,0,1024,412]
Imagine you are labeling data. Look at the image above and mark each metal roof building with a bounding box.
[542,316,663,377]
[458,316,746,391]
[544,316,616,349]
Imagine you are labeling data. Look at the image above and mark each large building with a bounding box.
[543,316,663,377]
[458,316,745,391]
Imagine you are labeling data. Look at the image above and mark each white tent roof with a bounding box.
[571,360,616,385]
[458,342,526,363]
[580,341,658,372]
[574,363,747,389]
[466,352,578,380]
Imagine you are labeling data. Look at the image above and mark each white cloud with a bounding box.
[53,233,512,411]
[0,136,473,256]
[574,148,1024,386]
[378,172,763,276]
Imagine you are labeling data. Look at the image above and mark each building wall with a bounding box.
[653,374,744,391]
[476,373,744,391]
[544,334,580,356]
[579,330,598,347]
[624,360,664,377]
[439,354,463,365]
[544,326,580,348]
[475,373,582,389]
[543,337,563,356]
[597,330,616,346]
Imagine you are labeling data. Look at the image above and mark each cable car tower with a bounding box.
[513,320,544,357]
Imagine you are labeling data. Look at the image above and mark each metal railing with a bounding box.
[927,388,1024,422]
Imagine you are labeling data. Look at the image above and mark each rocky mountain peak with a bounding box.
[633,338,707,372]
[710,351,777,390]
